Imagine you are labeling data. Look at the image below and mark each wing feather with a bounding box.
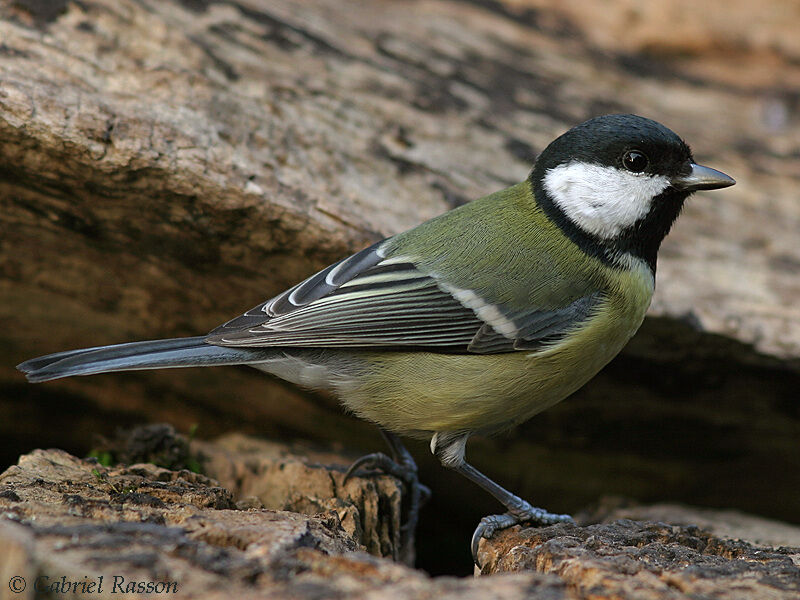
[206,240,604,353]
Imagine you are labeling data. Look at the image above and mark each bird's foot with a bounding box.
[344,451,430,564]
[344,452,422,492]
[470,501,573,562]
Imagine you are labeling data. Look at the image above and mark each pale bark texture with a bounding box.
[0,0,799,579]
[1,437,798,598]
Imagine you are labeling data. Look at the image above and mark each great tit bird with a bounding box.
[18,114,735,564]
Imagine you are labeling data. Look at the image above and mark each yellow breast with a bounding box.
[341,257,654,436]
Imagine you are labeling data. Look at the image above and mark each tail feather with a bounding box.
[17,338,207,374]
[17,337,273,383]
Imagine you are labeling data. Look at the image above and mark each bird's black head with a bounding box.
[530,114,734,272]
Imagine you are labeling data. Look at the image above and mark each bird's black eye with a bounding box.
[622,150,648,173]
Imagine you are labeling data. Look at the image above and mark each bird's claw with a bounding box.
[344,452,412,485]
[343,450,430,565]
[343,452,431,503]
[470,504,574,563]
[470,513,518,559]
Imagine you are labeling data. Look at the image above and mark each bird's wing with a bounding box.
[206,240,603,354]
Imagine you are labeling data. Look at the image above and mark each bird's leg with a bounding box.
[431,431,572,563]
[454,462,573,560]
[343,429,430,565]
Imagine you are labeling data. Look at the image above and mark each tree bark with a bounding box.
[1,438,798,598]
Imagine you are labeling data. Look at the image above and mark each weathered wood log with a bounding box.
[1,437,798,598]
[477,515,800,599]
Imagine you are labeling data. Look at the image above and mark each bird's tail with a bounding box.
[17,337,273,383]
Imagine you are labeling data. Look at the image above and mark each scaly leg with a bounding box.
[454,461,573,560]
[431,431,572,563]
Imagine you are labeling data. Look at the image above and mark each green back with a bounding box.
[384,181,610,312]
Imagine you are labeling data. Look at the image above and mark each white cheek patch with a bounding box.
[543,162,670,239]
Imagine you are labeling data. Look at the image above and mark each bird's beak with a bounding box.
[672,163,736,191]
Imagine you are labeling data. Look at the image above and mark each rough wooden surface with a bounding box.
[1,0,798,359]
[477,518,800,599]
[0,441,566,599]
[1,0,799,575]
[1,439,799,598]
[87,423,406,561]
[196,432,404,561]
